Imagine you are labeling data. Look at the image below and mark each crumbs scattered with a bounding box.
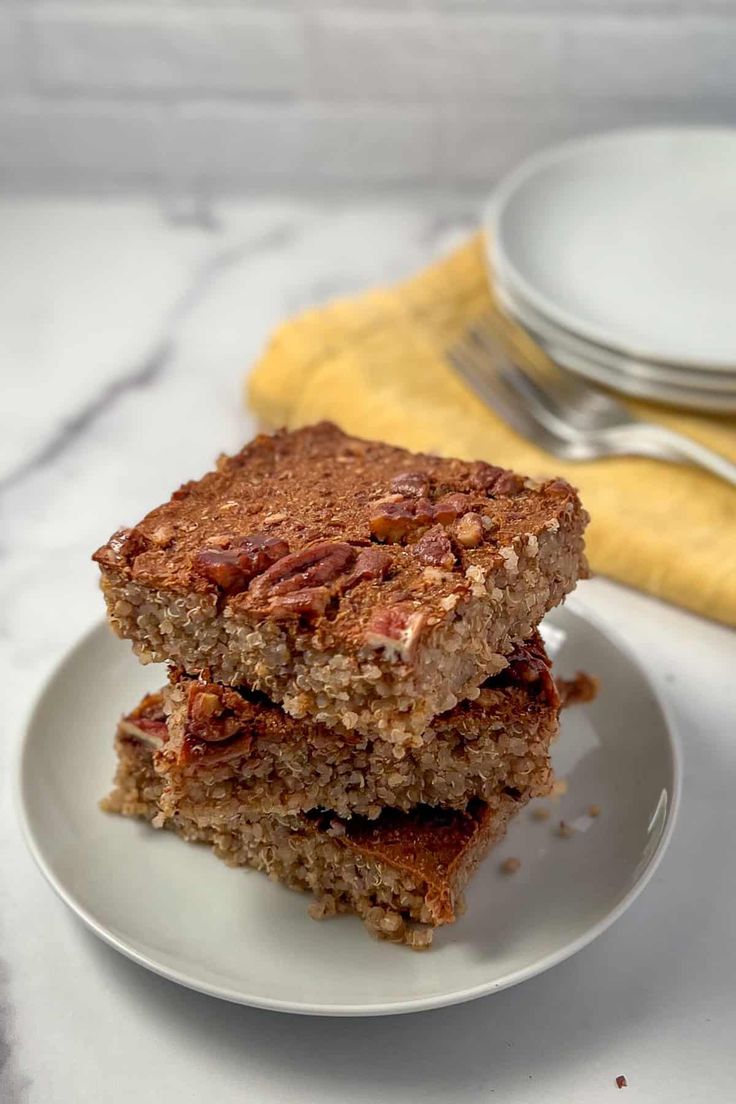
[588,804,602,818]
[500,857,521,875]
[531,805,551,822]
[616,1075,628,1089]
[557,820,575,839]
[550,778,568,798]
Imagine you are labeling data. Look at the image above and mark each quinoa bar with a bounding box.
[155,632,558,821]
[93,422,588,744]
[103,722,514,948]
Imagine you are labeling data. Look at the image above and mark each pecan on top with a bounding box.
[344,547,393,590]
[93,526,150,569]
[411,525,456,569]
[193,533,289,593]
[369,498,425,543]
[249,541,356,598]
[453,512,484,548]
[389,470,431,499]
[245,541,360,619]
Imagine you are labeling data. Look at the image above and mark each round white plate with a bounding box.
[487,127,736,371]
[495,278,736,394]
[496,280,736,414]
[17,603,680,1017]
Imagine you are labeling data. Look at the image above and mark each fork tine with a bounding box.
[470,316,630,429]
[449,339,565,452]
[449,336,599,461]
[499,362,585,441]
[464,324,581,437]
[449,343,534,439]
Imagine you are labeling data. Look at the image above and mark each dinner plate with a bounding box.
[495,279,736,395]
[17,602,680,1017]
[487,127,736,371]
[496,280,736,415]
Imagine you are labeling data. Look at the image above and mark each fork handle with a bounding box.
[609,424,736,487]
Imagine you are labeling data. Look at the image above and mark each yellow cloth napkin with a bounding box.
[248,234,736,627]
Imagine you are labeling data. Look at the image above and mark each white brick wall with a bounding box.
[0,8,26,94]
[1,1,735,192]
[30,8,305,95]
[0,101,162,185]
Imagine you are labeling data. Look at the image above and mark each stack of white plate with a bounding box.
[484,128,736,415]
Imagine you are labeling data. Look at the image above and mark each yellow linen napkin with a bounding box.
[248,234,736,627]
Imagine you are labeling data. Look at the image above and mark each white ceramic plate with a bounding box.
[487,127,736,371]
[496,280,736,415]
[495,279,736,395]
[17,603,680,1017]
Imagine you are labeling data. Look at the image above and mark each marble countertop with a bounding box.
[2,196,734,1104]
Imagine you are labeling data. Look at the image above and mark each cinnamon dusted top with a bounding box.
[93,422,587,654]
[158,631,559,766]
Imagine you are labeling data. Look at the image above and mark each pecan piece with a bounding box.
[194,533,289,593]
[344,547,393,590]
[413,497,435,527]
[454,511,484,548]
[193,550,244,591]
[369,499,417,543]
[469,461,505,492]
[185,683,246,744]
[369,496,436,543]
[93,526,150,569]
[492,470,524,495]
[390,470,430,499]
[433,493,471,526]
[190,690,222,724]
[119,716,167,749]
[411,525,456,569]
[267,586,331,620]
[364,605,426,661]
[249,541,356,599]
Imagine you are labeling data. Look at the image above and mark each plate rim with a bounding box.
[495,276,736,394]
[485,124,736,372]
[495,281,736,414]
[15,599,683,1017]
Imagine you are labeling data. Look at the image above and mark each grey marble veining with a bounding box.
[0,958,29,1104]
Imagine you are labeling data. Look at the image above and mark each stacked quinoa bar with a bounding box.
[95,423,589,947]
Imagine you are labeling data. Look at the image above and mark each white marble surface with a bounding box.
[2,196,735,1104]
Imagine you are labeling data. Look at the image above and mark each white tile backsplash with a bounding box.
[29,8,304,95]
[442,15,562,100]
[306,11,437,101]
[2,1,735,191]
[563,18,698,100]
[0,99,162,182]
[0,8,26,94]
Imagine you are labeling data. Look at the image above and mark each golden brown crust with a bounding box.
[93,422,588,654]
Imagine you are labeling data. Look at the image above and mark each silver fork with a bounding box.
[449,320,736,486]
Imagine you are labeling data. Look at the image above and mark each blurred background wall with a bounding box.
[1,1,735,196]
